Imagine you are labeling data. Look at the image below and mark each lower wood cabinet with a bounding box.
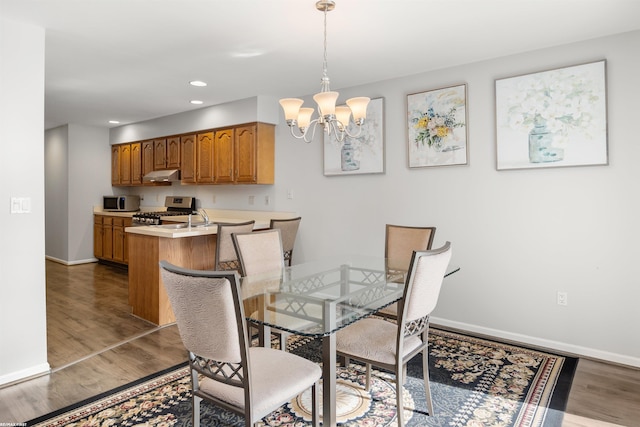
[94,215,132,265]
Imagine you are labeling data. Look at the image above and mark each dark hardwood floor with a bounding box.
[0,260,638,425]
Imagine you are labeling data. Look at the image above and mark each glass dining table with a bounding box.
[240,255,460,427]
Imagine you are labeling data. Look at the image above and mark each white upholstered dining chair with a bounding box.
[159,261,321,427]
[214,220,255,271]
[232,229,312,351]
[232,228,285,277]
[336,241,452,426]
[269,217,301,266]
[379,224,436,320]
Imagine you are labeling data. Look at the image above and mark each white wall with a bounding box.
[274,31,640,366]
[0,17,49,384]
[45,126,69,261]
[115,31,639,367]
[45,124,111,264]
[67,124,111,263]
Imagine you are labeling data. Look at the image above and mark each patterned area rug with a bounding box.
[26,328,577,427]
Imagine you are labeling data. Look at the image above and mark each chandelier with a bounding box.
[279,0,370,143]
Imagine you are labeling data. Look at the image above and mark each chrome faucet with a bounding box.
[195,208,210,225]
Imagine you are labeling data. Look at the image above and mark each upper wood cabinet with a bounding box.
[166,137,181,169]
[119,144,132,185]
[153,138,167,170]
[214,128,234,184]
[196,132,215,183]
[111,146,121,186]
[153,137,180,170]
[237,123,274,184]
[142,140,154,178]
[131,142,142,185]
[180,134,197,184]
[112,122,274,187]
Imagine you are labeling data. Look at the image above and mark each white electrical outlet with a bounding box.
[287,189,294,199]
[248,195,255,205]
[265,195,270,205]
[557,291,568,306]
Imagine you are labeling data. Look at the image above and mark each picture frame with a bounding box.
[323,97,385,176]
[495,60,608,170]
[407,83,468,168]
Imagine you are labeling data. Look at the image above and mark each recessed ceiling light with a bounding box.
[189,80,207,87]
[109,120,120,124]
[190,100,204,105]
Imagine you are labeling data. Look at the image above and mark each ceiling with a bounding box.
[3,0,640,130]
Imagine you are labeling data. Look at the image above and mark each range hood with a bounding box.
[142,169,180,183]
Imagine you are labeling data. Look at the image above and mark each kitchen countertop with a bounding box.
[125,217,270,238]
[104,207,297,239]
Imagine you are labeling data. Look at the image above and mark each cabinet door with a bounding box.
[119,144,132,185]
[235,124,257,183]
[123,218,132,264]
[154,139,167,170]
[111,146,121,185]
[102,217,114,260]
[93,216,103,258]
[197,132,215,183]
[166,137,181,169]
[142,140,154,178]
[214,128,234,183]
[181,134,197,183]
[112,218,125,262]
[131,142,142,185]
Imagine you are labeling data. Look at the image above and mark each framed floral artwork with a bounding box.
[495,60,608,170]
[323,97,384,176]
[407,84,468,168]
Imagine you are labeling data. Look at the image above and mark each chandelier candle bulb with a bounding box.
[347,97,371,123]
[298,108,315,129]
[279,98,304,123]
[314,91,339,116]
[335,106,352,128]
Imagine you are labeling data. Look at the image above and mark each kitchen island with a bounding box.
[125,210,295,325]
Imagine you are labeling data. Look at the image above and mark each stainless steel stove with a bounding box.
[132,196,196,225]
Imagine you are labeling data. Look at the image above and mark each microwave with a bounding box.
[103,195,140,212]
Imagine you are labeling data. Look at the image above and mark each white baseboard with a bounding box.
[0,363,50,387]
[431,317,640,369]
[45,255,98,265]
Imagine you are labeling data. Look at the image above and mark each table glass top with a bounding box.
[241,255,459,337]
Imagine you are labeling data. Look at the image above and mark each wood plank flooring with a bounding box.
[0,260,638,425]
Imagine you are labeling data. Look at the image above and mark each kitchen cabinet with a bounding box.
[180,134,197,183]
[166,137,181,169]
[153,138,167,170]
[196,131,215,183]
[214,128,234,183]
[127,231,217,325]
[119,144,132,185]
[131,142,142,185]
[111,142,139,186]
[94,214,131,265]
[153,137,180,170]
[111,146,120,186]
[112,122,274,186]
[93,216,104,258]
[214,123,274,184]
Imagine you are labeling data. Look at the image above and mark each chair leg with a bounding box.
[192,394,202,427]
[311,381,320,427]
[423,350,434,416]
[279,331,290,351]
[396,363,405,427]
[365,363,372,390]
